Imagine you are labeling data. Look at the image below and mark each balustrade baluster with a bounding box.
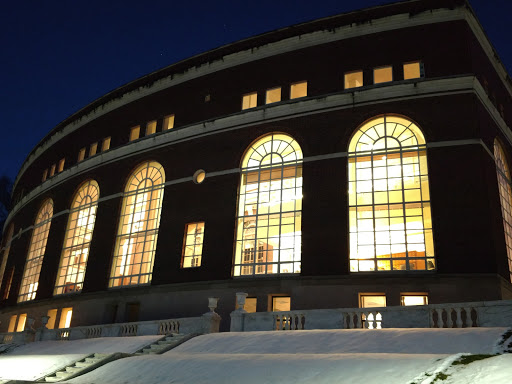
[455,308,463,328]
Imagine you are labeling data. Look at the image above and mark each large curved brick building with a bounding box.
[1,0,511,332]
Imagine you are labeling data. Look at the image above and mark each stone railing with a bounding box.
[230,294,512,332]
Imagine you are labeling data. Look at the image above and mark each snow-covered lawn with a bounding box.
[1,328,511,383]
[0,335,161,381]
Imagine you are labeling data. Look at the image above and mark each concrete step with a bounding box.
[75,361,94,368]
[55,371,72,379]
[94,353,109,358]
[85,357,102,364]
[44,375,63,382]
[65,366,82,374]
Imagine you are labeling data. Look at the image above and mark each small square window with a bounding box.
[7,315,17,333]
[78,148,86,162]
[345,71,363,89]
[49,164,56,177]
[403,62,422,80]
[401,294,428,306]
[235,297,257,313]
[59,307,73,329]
[42,169,48,182]
[181,222,205,268]
[89,143,98,157]
[374,66,393,84]
[129,126,140,141]
[58,158,65,172]
[359,294,386,308]
[102,137,111,152]
[163,115,175,130]
[266,87,281,104]
[242,92,257,110]
[47,309,58,330]
[290,81,307,99]
[146,120,157,135]
[16,313,27,332]
[272,296,290,312]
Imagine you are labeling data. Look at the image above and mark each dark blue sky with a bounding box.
[1,0,511,182]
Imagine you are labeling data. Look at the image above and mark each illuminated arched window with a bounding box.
[348,115,435,272]
[494,140,512,282]
[54,180,100,295]
[234,133,303,276]
[109,161,165,287]
[0,224,14,292]
[19,199,53,302]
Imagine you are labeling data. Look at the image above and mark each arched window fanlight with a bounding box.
[109,161,165,287]
[18,199,54,302]
[494,140,512,282]
[234,133,303,276]
[348,115,435,272]
[54,180,100,295]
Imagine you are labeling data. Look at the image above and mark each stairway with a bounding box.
[42,352,122,382]
[136,333,196,355]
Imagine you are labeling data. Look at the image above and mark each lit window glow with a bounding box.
[47,309,57,329]
[59,307,73,328]
[146,120,157,136]
[78,148,86,162]
[265,88,281,104]
[181,222,205,268]
[272,296,291,312]
[374,66,393,84]
[401,294,428,306]
[54,180,99,295]
[102,137,111,152]
[16,313,27,332]
[18,199,53,302]
[89,143,98,157]
[345,71,363,89]
[130,126,140,141]
[109,162,165,287]
[163,115,175,130]
[58,158,65,173]
[348,115,435,272]
[494,140,512,282]
[234,134,302,276]
[290,81,307,99]
[49,164,56,177]
[42,169,48,182]
[7,315,17,333]
[404,62,422,80]
[242,92,257,110]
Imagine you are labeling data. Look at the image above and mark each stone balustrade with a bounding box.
[230,297,512,332]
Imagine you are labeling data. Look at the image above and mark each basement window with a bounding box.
[266,87,281,104]
[403,61,423,80]
[89,142,98,157]
[78,148,86,162]
[374,66,393,84]
[7,315,17,333]
[16,313,27,332]
[359,294,386,308]
[47,309,58,329]
[58,158,65,173]
[146,120,157,136]
[59,307,73,329]
[401,294,428,306]
[242,92,257,110]
[181,222,205,268]
[42,169,48,182]
[129,126,140,141]
[345,71,363,89]
[163,114,175,130]
[290,81,308,99]
[235,297,257,313]
[49,164,56,177]
[271,296,290,312]
[102,137,111,152]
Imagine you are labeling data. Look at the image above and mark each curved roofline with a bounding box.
[19,0,466,172]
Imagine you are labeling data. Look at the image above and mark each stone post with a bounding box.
[201,297,221,333]
[230,292,248,332]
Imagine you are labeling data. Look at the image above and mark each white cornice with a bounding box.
[4,75,509,236]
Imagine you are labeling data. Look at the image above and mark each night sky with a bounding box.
[1,0,511,182]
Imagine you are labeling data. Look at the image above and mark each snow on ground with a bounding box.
[0,335,161,381]
[67,328,509,384]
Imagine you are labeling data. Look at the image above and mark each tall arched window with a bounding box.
[348,115,435,272]
[54,180,100,295]
[234,133,303,276]
[109,161,165,287]
[0,224,14,292]
[19,199,53,302]
[494,140,512,282]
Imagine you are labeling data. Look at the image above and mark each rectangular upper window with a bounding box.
[272,296,290,312]
[42,169,48,182]
[49,164,56,177]
[265,87,281,104]
[345,71,363,89]
[78,148,86,162]
[58,158,65,173]
[373,66,393,84]
[401,294,428,306]
[59,307,73,328]
[47,308,58,329]
[129,126,140,141]
[359,294,386,308]
[242,92,257,110]
[181,222,205,268]
[16,313,27,332]
[163,114,175,130]
[290,81,307,99]
[102,137,111,152]
[146,120,157,135]
[7,315,17,333]
[89,142,98,157]
[403,61,423,80]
